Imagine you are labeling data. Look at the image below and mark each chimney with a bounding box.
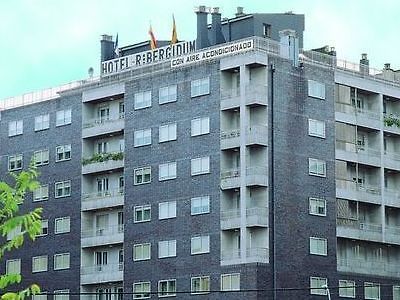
[279,29,299,67]
[360,53,369,75]
[100,34,115,62]
[210,7,226,45]
[384,63,391,70]
[195,6,209,49]
[235,6,245,17]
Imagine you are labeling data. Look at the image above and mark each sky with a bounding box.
[0,0,399,100]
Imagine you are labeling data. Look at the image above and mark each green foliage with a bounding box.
[384,115,400,128]
[82,152,124,165]
[0,166,42,299]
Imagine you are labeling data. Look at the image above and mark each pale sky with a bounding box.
[0,0,399,100]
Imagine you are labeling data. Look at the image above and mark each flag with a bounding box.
[114,33,120,57]
[148,25,157,50]
[171,15,178,45]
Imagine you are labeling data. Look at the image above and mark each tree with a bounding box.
[0,166,42,300]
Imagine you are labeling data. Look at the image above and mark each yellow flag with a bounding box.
[171,15,178,45]
[149,25,157,50]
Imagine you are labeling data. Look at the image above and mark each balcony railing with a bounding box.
[337,218,382,232]
[82,152,124,166]
[82,224,124,238]
[336,179,381,194]
[336,140,380,156]
[246,166,268,177]
[384,151,400,161]
[220,129,240,140]
[338,258,400,277]
[246,247,269,262]
[335,103,381,120]
[81,263,123,275]
[82,188,124,201]
[221,169,240,180]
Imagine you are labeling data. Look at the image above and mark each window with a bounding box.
[32,255,48,272]
[191,77,210,97]
[7,225,21,241]
[133,243,151,261]
[8,120,23,136]
[56,109,71,126]
[159,123,177,143]
[191,156,210,175]
[33,184,49,202]
[308,158,326,177]
[263,23,271,37]
[159,85,177,104]
[310,277,327,295]
[54,253,70,270]
[339,280,355,298]
[158,240,176,258]
[191,196,210,215]
[32,293,47,300]
[134,205,151,223]
[55,181,71,198]
[119,101,125,119]
[159,201,176,219]
[309,237,327,256]
[6,259,21,275]
[37,220,48,237]
[221,273,240,291]
[34,149,49,166]
[393,286,400,300]
[158,279,176,297]
[134,91,152,109]
[191,117,210,136]
[159,162,177,181]
[134,129,152,147]
[54,290,69,300]
[308,80,326,99]
[133,282,151,299]
[365,282,380,300]
[191,236,210,254]
[8,154,23,171]
[308,119,326,138]
[134,167,151,185]
[34,114,49,131]
[309,197,326,216]
[56,145,71,162]
[191,276,210,294]
[55,217,70,234]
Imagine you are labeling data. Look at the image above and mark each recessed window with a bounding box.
[55,217,70,234]
[35,114,50,131]
[339,280,355,298]
[159,201,176,219]
[56,109,71,126]
[393,286,400,300]
[309,197,326,216]
[133,282,151,299]
[37,220,49,237]
[191,156,210,176]
[134,91,152,109]
[54,253,70,270]
[309,237,327,256]
[263,23,271,37]
[32,255,48,273]
[308,80,326,99]
[134,205,151,223]
[308,119,325,138]
[221,273,240,291]
[159,162,177,181]
[134,129,152,147]
[159,123,177,143]
[54,290,69,300]
[34,149,49,166]
[6,259,21,275]
[364,282,380,300]
[56,145,71,162]
[191,276,210,294]
[8,154,23,171]
[134,167,151,185]
[191,117,210,136]
[158,279,176,297]
[8,120,23,136]
[191,236,210,255]
[133,243,151,261]
[159,85,177,104]
[191,77,210,97]
[191,196,210,215]
[158,240,176,258]
[55,180,71,198]
[310,277,327,295]
[308,158,326,177]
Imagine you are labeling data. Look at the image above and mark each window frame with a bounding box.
[56,109,72,127]
[8,154,23,171]
[308,80,326,100]
[309,237,327,256]
[191,77,210,98]
[158,240,177,258]
[191,156,210,176]
[37,219,49,237]
[134,91,152,110]
[159,162,177,181]
[159,123,177,143]
[53,253,70,270]
[133,243,151,261]
[53,290,69,300]
[158,279,176,297]
[54,180,71,198]
[191,276,210,294]
[6,259,21,275]
[56,144,71,162]
[134,167,152,185]
[364,282,380,300]
[191,235,210,255]
[34,114,50,131]
[221,273,240,291]
[191,117,210,136]
[339,280,355,298]
[308,158,326,177]
[308,119,326,138]
[158,201,176,220]
[8,120,23,136]
[133,281,151,299]
[33,184,49,202]
[134,128,152,147]
[34,149,49,166]
[32,255,48,273]
[310,276,327,295]
[134,205,151,223]
[159,85,177,104]
[191,196,210,215]
[309,197,326,216]
[54,217,70,234]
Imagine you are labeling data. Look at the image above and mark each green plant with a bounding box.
[82,152,124,166]
[384,115,400,128]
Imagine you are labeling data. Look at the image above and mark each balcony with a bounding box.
[221,247,268,265]
[82,152,124,175]
[81,263,123,285]
[220,84,267,110]
[221,248,241,265]
[384,114,400,135]
[338,258,400,278]
[384,188,400,208]
[383,151,400,171]
[336,179,381,204]
[246,247,269,263]
[220,167,268,190]
[335,103,381,129]
[220,129,240,150]
[82,117,124,138]
[221,209,240,229]
[81,189,124,211]
[220,207,268,230]
[385,226,400,245]
[81,225,124,248]
[335,140,380,166]
[336,218,382,242]
[220,125,268,150]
